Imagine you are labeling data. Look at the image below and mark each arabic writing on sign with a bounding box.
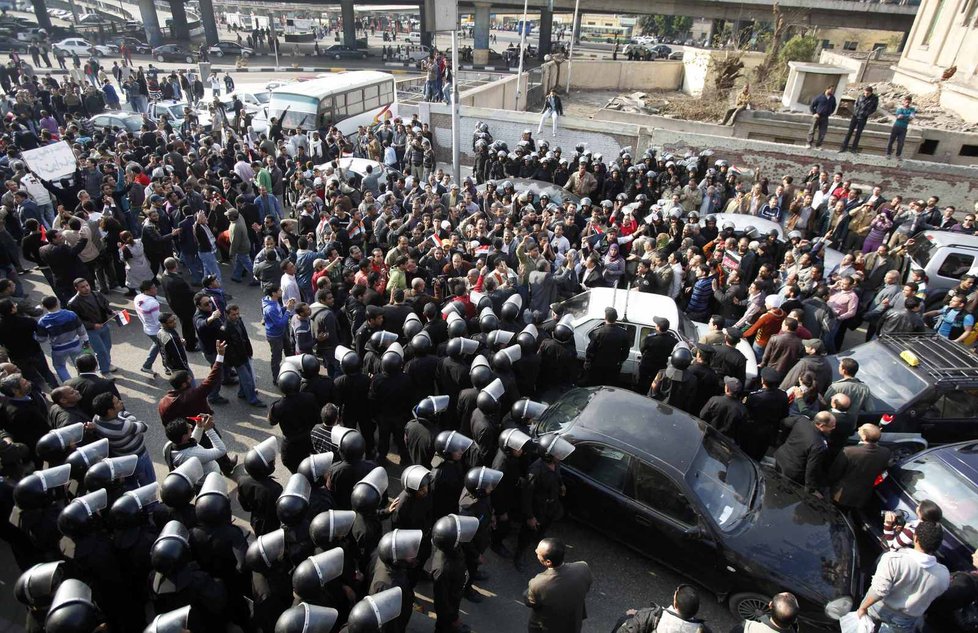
[22,142,78,181]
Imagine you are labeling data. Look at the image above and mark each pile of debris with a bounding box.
[846,81,978,133]
[605,91,664,115]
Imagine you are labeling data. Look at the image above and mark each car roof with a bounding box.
[569,287,680,328]
[562,387,705,475]
[929,442,978,482]
[917,230,978,251]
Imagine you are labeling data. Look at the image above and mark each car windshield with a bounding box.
[895,453,978,550]
[561,292,590,319]
[535,388,596,434]
[837,343,929,410]
[686,433,756,532]
[908,234,936,268]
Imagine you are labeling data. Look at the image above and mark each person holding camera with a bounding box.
[164,413,228,475]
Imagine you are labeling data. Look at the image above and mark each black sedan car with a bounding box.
[207,41,254,58]
[322,44,367,60]
[152,44,197,64]
[536,387,860,629]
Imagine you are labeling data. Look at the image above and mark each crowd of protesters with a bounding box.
[0,56,974,632]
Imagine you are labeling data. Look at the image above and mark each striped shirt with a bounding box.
[310,424,339,458]
[35,309,88,353]
[93,413,148,457]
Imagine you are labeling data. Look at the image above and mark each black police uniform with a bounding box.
[456,386,479,437]
[235,471,283,537]
[328,457,377,511]
[515,459,562,560]
[333,372,373,457]
[368,369,414,463]
[742,386,790,461]
[638,331,678,392]
[710,344,747,386]
[405,353,439,398]
[435,356,471,431]
[584,323,631,386]
[469,409,500,467]
[269,392,319,473]
[538,338,578,394]
[430,458,466,520]
[404,416,438,467]
[431,543,468,632]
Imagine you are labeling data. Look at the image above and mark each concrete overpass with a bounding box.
[31,0,918,64]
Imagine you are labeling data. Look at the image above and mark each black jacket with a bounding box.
[161,271,196,315]
[773,418,831,492]
[585,323,630,371]
[67,292,112,330]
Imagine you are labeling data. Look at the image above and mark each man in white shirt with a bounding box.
[134,279,163,374]
[164,413,228,475]
[280,260,302,306]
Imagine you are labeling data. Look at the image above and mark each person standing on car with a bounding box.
[584,307,630,387]
[857,521,950,632]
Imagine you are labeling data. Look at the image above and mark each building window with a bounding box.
[919,139,940,155]
[960,144,978,157]
[922,0,946,45]
[843,40,858,50]
[822,39,834,49]
[873,43,888,51]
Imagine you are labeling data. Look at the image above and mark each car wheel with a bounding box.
[729,593,770,622]
[185,55,193,63]
[215,50,223,57]
[334,54,341,60]
[157,54,165,62]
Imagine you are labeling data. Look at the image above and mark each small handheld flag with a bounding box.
[880,414,894,426]
[116,309,132,326]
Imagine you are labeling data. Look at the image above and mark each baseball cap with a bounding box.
[723,376,742,393]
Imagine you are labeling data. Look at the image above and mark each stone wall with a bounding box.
[561,60,685,91]
[818,49,897,84]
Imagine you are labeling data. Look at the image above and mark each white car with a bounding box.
[314,157,403,187]
[557,287,759,384]
[394,45,433,64]
[404,31,423,44]
[53,38,113,57]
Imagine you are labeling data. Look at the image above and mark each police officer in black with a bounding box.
[649,346,700,414]
[538,314,579,395]
[270,366,318,473]
[459,466,503,602]
[368,529,424,633]
[234,437,283,537]
[638,317,679,394]
[514,434,574,571]
[327,427,377,510]
[584,307,631,386]
[369,342,414,464]
[430,431,474,520]
[333,346,374,459]
[699,376,749,439]
[470,379,505,467]
[688,344,721,415]
[742,367,790,461]
[514,324,542,399]
[710,328,748,387]
[457,354,492,437]
[107,484,160,629]
[431,514,480,632]
[436,337,476,431]
[491,427,533,559]
[245,529,293,633]
[405,331,439,398]
[405,396,449,468]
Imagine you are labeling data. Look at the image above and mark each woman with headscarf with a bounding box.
[602,243,625,288]
[119,230,154,296]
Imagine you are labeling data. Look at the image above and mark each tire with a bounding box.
[215,50,223,57]
[334,54,341,60]
[157,54,165,62]
[728,593,770,622]
[185,55,193,63]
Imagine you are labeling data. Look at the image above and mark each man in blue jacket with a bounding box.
[806,86,837,150]
[261,284,296,383]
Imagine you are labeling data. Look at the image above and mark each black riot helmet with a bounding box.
[309,510,356,549]
[150,521,191,576]
[431,514,480,551]
[335,345,362,374]
[277,368,303,395]
[476,378,506,414]
[292,548,345,601]
[553,314,574,342]
[446,311,468,338]
[469,354,494,390]
[350,466,388,514]
[666,344,693,380]
[144,605,190,633]
[35,423,85,462]
[516,324,539,353]
[380,342,404,374]
[511,399,548,424]
[160,456,204,508]
[377,529,423,566]
[275,603,339,633]
[298,452,333,487]
[109,483,159,528]
[370,330,398,352]
[194,472,231,526]
[500,294,522,321]
[83,454,137,491]
[15,561,65,610]
[538,434,576,463]
[246,528,286,574]
[14,463,71,510]
[282,353,321,380]
[403,312,423,340]
[479,307,498,333]
[410,331,432,355]
[244,437,279,479]
[413,395,449,420]
[332,426,366,461]
[434,430,474,459]
[492,345,521,372]
[276,473,312,527]
[347,588,403,633]
[44,579,99,633]
[57,489,108,538]
[463,466,503,498]
[499,427,532,454]
[66,438,109,481]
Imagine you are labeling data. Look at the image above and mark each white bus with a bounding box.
[267,71,397,136]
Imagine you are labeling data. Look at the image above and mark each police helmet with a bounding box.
[195,472,231,526]
[244,437,279,479]
[275,604,339,633]
[277,473,312,527]
[463,467,503,497]
[310,510,356,548]
[293,548,345,600]
[160,456,204,508]
[150,521,191,575]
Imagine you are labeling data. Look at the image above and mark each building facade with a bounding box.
[892,0,978,123]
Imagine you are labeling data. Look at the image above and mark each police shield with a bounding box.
[66,438,109,479]
[144,604,190,633]
[299,452,333,485]
[378,529,423,564]
[293,547,345,598]
[277,473,312,526]
[499,427,532,452]
[247,528,286,573]
[541,434,576,461]
[499,344,522,364]
[14,561,64,609]
[481,378,505,403]
[37,463,73,491]
[348,587,403,632]
[400,465,430,492]
[310,510,356,548]
[457,338,478,356]
[275,603,339,633]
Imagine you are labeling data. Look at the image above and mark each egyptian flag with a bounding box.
[428,233,443,248]
[116,309,132,326]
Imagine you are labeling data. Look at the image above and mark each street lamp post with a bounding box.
[565,0,580,93]
[513,0,529,110]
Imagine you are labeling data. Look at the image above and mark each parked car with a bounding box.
[107,35,151,54]
[650,44,673,58]
[828,332,978,449]
[53,37,113,57]
[475,178,580,207]
[89,111,144,134]
[553,287,758,385]
[404,31,423,44]
[322,44,367,60]
[0,36,28,53]
[668,51,684,60]
[152,44,197,63]
[314,157,403,189]
[865,440,978,572]
[207,41,254,58]
[535,387,860,629]
[905,230,978,303]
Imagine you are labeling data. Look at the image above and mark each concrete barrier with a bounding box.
[563,60,685,91]
[818,50,897,84]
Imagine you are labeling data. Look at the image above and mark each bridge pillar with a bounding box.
[537,0,553,60]
[341,0,358,48]
[138,0,163,48]
[32,0,53,31]
[418,2,433,48]
[167,0,190,40]
[198,0,219,45]
[730,20,743,47]
[473,2,491,65]
[572,11,582,44]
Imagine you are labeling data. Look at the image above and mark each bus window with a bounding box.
[346,89,364,117]
[334,93,346,117]
[319,96,334,126]
[381,84,394,103]
[364,85,378,99]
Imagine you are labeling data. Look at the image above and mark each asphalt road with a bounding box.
[0,266,745,632]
